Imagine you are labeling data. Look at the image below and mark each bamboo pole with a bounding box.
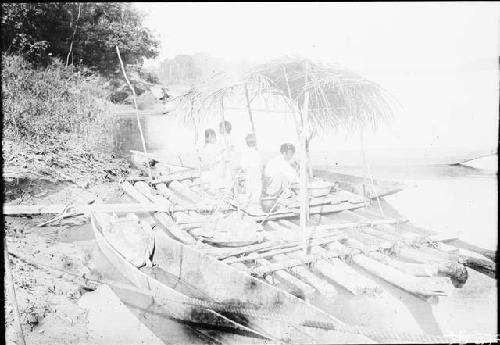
[244,84,258,149]
[116,46,151,179]
[359,127,384,216]
[299,91,310,255]
[4,241,26,345]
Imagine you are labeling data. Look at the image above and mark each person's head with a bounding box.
[205,129,216,144]
[280,143,296,161]
[245,134,256,148]
[219,120,232,135]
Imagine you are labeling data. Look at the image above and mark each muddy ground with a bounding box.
[3,178,166,345]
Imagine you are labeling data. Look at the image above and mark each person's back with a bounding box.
[263,143,299,198]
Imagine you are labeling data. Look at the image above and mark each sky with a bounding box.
[135,2,499,153]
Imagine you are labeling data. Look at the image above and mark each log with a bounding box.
[129,182,196,245]
[338,211,469,282]
[156,183,173,199]
[253,202,369,222]
[435,243,495,278]
[395,246,468,285]
[151,170,200,185]
[168,180,203,205]
[223,233,346,264]
[250,251,339,276]
[364,250,439,277]
[336,239,453,297]
[217,240,288,260]
[254,259,316,300]
[311,247,383,295]
[122,181,151,204]
[275,254,338,297]
[447,239,496,262]
[306,218,407,233]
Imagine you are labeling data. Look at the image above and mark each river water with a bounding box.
[107,113,497,343]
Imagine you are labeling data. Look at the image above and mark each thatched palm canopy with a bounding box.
[172,57,395,135]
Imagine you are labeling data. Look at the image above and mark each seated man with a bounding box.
[263,143,299,199]
[198,128,226,189]
[239,134,263,212]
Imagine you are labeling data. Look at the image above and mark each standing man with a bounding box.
[263,143,299,199]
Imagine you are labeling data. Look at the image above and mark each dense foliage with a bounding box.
[1,2,159,74]
[2,53,113,147]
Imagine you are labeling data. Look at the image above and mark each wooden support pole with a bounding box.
[299,90,310,255]
[244,84,258,149]
[116,46,151,179]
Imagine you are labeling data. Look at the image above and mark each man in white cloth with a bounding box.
[239,134,263,212]
[198,128,226,190]
[263,143,299,199]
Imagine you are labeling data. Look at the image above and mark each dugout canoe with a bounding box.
[90,209,375,344]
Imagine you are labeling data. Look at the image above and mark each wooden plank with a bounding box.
[3,203,177,215]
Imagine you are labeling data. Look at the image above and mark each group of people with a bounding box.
[197,120,299,212]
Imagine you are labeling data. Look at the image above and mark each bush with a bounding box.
[2,53,114,150]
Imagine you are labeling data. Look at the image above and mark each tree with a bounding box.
[1,2,160,74]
